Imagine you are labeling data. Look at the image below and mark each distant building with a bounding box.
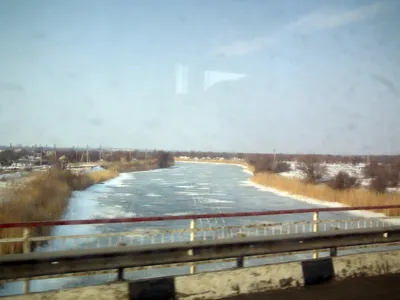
[59,155,68,169]
[46,151,56,156]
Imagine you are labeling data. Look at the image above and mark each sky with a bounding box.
[0,0,399,154]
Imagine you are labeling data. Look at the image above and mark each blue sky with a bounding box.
[0,0,399,154]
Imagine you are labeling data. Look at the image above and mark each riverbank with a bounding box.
[175,158,255,176]
[175,157,253,170]
[175,158,400,217]
[251,173,400,216]
[0,157,175,255]
[0,168,119,255]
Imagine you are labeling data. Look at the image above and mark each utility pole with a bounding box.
[86,145,89,163]
[99,146,102,161]
[273,149,276,167]
[38,144,42,166]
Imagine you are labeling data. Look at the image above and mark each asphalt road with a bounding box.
[222,274,400,300]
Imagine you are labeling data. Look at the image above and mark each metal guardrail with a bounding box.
[0,217,397,251]
[1,205,400,294]
[1,226,400,281]
[2,205,400,228]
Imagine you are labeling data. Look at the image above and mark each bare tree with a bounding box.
[274,161,291,173]
[328,171,359,190]
[297,158,326,183]
[370,173,389,193]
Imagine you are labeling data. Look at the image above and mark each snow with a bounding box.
[279,161,365,180]
[178,157,400,194]
[277,161,399,193]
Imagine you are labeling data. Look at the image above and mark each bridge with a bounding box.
[1,205,400,299]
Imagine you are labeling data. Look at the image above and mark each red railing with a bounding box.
[1,203,400,294]
[1,204,399,229]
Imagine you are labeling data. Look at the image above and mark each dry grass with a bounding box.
[252,172,400,216]
[0,159,171,254]
[87,169,119,182]
[0,168,118,255]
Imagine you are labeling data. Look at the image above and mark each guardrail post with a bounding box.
[117,242,126,281]
[330,247,337,257]
[313,212,319,259]
[189,219,197,274]
[22,228,31,294]
[236,256,244,268]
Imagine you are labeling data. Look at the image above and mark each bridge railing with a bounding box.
[1,216,396,251]
[1,205,399,251]
[1,205,400,293]
[1,226,400,290]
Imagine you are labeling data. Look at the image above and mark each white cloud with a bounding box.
[287,2,386,34]
[214,2,387,57]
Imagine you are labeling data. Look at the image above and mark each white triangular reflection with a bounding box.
[204,70,247,91]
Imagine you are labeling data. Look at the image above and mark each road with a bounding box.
[223,274,400,300]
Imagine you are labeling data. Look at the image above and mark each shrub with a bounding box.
[328,171,359,190]
[364,162,399,192]
[297,160,326,183]
[350,156,364,165]
[386,162,400,188]
[156,151,174,168]
[386,169,400,188]
[253,159,274,173]
[368,166,392,193]
[363,161,381,178]
[274,161,291,173]
[370,174,389,193]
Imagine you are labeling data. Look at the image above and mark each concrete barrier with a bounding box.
[3,250,400,300]
[171,250,400,299]
[333,250,400,279]
[1,283,128,300]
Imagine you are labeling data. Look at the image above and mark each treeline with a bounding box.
[0,148,174,167]
[172,151,246,160]
[100,151,174,172]
[172,151,400,165]
[0,149,32,165]
[3,148,400,166]
[59,149,172,163]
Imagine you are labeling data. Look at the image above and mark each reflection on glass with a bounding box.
[175,63,189,95]
[203,70,247,91]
